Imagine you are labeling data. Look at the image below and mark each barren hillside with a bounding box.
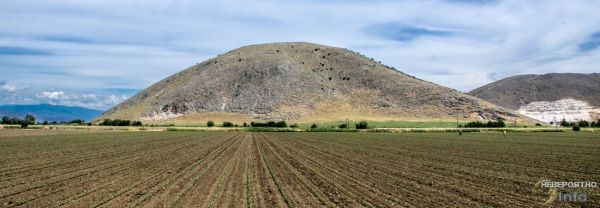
[100,42,522,123]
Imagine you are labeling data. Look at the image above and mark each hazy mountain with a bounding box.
[0,104,103,122]
[100,42,524,124]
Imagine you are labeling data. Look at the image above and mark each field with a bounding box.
[0,130,598,207]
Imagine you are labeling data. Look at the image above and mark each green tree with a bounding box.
[24,114,36,125]
[578,120,590,128]
[1,116,9,124]
[222,121,234,127]
[207,120,215,127]
[355,121,369,129]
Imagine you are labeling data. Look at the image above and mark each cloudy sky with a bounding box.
[1,0,599,110]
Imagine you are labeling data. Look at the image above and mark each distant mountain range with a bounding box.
[0,104,103,122]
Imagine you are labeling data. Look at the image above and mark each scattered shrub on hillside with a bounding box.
[290,123,299,128]
[535,123,542,126]
[356,121,369,129]
[222,121,234,127]
[243,122,247,127]
[572,126,581,131]
[310,124,318,129]
[250,121,287,128]
[338,123,348,129]
[207,120,215,127]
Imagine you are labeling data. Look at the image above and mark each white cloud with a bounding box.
[0,0,599,96]
[34,91,128,109]
[0,81,16,92]
[38,91,65,99]
[0,83,129,109]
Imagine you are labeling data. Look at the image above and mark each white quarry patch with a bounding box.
[142,111,183,121]
[517,98,600,124]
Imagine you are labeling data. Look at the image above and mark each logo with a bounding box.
[535,180,597,205]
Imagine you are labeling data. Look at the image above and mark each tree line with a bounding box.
[560,119,600,128]
[1,115,36,128]
[100,119,143,126]
[460,120,506,128]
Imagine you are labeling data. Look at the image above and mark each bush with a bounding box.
[355,121,369,129]
[222,121,234,127]
[290,123,299,128]
[338,123,348,129]
[275,121,287,128]
[463,120,506,128]
[560,119,576,127]
[100,119,141,126]
[310,124,318,129]
[535,123,542,126]
[207,121,215,127]
[578,120,590,128]
[69,119,85,125]
[572,126,581,131]
[250,121,287,128]
[20,123,28,128]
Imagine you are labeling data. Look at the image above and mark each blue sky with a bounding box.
[1,0,599,110]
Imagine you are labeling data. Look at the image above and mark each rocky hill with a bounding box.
[100,42,523,124]
[469,73,600,123]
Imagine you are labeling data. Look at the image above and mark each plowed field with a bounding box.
[0,130,598,207]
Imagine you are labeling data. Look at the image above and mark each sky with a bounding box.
[1,0,600,110]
